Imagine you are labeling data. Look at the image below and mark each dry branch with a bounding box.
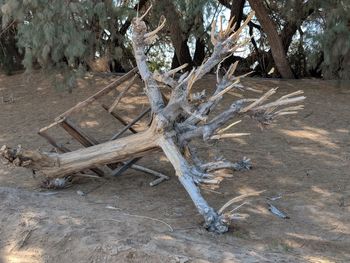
[55,68,138,121]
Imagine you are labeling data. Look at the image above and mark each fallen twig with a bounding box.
[15,228,37,250]
[106,205,173,232]
[267,202,290,219]
[218,190,265,214]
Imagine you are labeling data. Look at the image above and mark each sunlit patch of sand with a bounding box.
[289,146,342,161]
[303,255,337,263]
[2,246,43,263]
[279,126,338,149]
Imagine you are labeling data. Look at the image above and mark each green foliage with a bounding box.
[0,0,137,89]
[318,0,350,79]
[259,0,349,79]
[0,0,348,82]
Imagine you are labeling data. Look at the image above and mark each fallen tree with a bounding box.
[0,8,305,233]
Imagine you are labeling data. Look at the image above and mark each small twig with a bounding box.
[229,201,248,213]
[37,191,60,196]
[217,120,242,134]
[16,228,37,249]
[106,206,173,232]
[202,188,224,195]
[210,133,250,140]
[218,190,265,214]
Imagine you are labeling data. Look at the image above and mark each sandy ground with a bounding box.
[0,71,349,263]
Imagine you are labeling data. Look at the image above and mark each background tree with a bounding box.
[0,0,349,80]
[0,19,22,74]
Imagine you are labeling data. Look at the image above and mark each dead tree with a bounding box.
[0,9,305,233]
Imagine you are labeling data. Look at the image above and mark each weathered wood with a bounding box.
[38,130,106,177]
[60,118,99,147]
[1,9,306,234]
[39,119,64,134]
[60,118,111,176]
[158,136,229,233]
[101,104,138,134]
[132,18,165,113]
[38,130,70,153]
[104,104,164,178]
[111,158,141,176]
[110,107,151,140]
[108,75,138,113]
[61,118,119,171]
[1,128,160,178]
[129,163,169,186]
[55,68,138,121]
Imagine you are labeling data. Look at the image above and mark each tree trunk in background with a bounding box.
[248,0,294,78]
[262,1,315,76]
[162,0,193,69]
[108,0,149,72]
[119,0,149,36]
[168,39,193,70]
[230,0,245,30]
[193,37,206,66]
[171,53,180,69]
[281,1,315,52]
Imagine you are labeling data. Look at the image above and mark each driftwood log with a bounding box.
[0,9,305,233]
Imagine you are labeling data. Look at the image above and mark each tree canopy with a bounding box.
[0,0,349,83]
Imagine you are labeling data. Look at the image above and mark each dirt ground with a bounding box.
[0,71,349,263]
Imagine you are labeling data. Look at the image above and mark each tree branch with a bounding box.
[158,136,229,233]
[131,11,165,114]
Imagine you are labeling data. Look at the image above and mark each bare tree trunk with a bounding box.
[1,127,159,178]
[173,39,193,69]
[248,0,294,78]
[281,1,315,52]
[230,0,245,30]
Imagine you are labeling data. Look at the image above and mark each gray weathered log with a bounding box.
[1,127,159,178]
